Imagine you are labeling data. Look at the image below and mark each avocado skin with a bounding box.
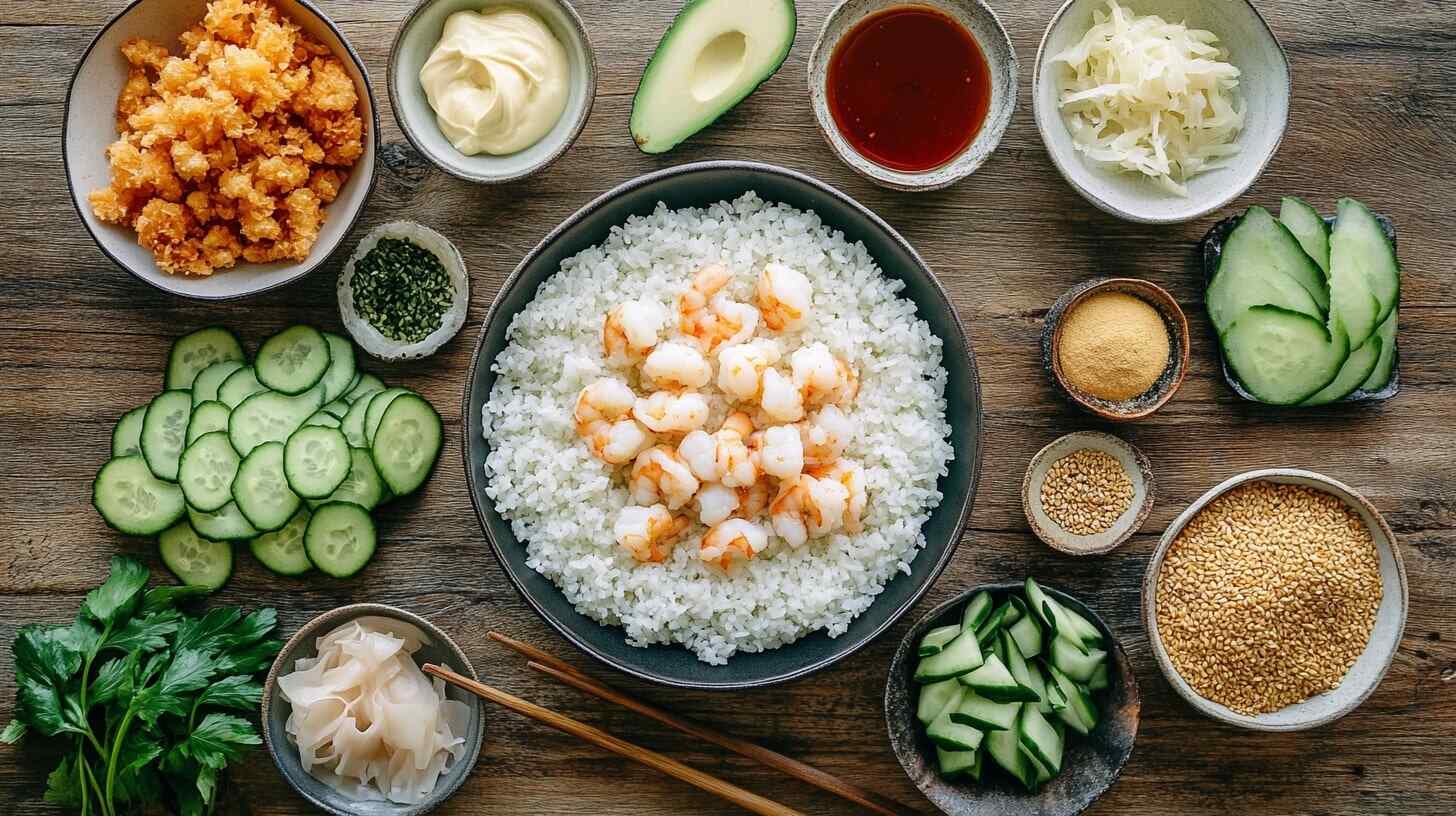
[629,0,798,154]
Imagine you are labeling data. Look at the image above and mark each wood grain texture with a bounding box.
[1,0,1454,814]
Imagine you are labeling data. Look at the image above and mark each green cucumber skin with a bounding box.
[1223,305,1351,406]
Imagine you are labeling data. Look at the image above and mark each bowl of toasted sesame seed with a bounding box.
[1142,469,1408,730]
[1023,431,1154,556]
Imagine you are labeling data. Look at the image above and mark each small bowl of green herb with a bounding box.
[338,221,469,361]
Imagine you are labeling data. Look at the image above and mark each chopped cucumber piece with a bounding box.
[304,412,342,429]
[256,325,330,395]
[919,624,961,657]
[218,366,267,408]
[1025,660,1064,715]
[308,448,386,511]
[1045,663,1098,735]
[914,627,985,683]
[232,441,300,532]
[93,455,187,536]
[1087,663,1110,693]
[316,332,358,403]
[284,425,351,499]
[370,394,443,496]
[249,507,313,577]
[178,431,240,513]
[141,390,192,482]
[305,502,377,578]
[1017,705,1063,776]
[935,746,980,779]
[111,406,146,458]
[187,501,259,542]
[1008,613,1044,659]
[950,690,1020,732]
[958,654,1039,703]
[1330,197,1400,348]
[1225,305,1351,405]
[1360,311,1398,392]
[986,716,1038,792]
[917,678,961,726]
[320,400,350,419]
[340,394,374,448]
[1207,207,1326,336]
[165,327,245,390]
[344,373,386,404]
[1301,334,1382,406]
[363,387,411,445]
[926,710,983,752]
[186,400,232,446]
[228,387,325,457]
[960,591,993,632]
[974,603,1009,648]
[1279,196,1331,274]
[157,520,233,591]
[999,631,1041,704]
[1024,578,1103,651]
[191,359,245,407]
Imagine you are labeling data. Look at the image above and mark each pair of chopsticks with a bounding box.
[421,631,921,816]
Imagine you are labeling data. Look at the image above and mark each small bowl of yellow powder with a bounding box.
[1023,431,1155,556]
[1043,278,1190,420]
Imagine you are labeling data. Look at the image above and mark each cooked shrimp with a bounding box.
[699,518,769,572]
[679,265,761,354]
[642,341,712,391]
[677,413,757,487]
[574,379,656,464]
[614,504,689,563]
[586,419,656,465]
[809,460,867,533]
[799,404,852,467]
[630,445,700,510]
[736,479,772,520]
[602,300,666,367]
[677,264,731,331]
[756,263,813,331]
[755,424,803,482]
[791,343,858,407]
[760,368,804,423]
[695,483,740,526]
[574,378,635,430]
[769,474,850,548]
[717,339,781,402]
[633,391,710,435]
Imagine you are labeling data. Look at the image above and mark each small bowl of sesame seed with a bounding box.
[1023,431,1154,556]
[1142,469,1409,731]
[338,220,470,361]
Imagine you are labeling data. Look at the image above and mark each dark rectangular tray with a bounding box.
[1200,210,1400,405]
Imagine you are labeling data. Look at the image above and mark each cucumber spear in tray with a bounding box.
[93,325,444,590]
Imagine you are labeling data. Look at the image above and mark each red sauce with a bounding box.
[826,6,992,173]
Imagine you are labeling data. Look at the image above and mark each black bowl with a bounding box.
[885,583,1140,815]
[461,161,983,689]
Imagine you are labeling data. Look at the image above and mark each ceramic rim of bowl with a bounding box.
[61,0,381,301]
[459,159,985,689]
[387,0,598,185]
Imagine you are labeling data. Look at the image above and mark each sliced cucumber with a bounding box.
[986,717,1038,792]
[1207,206,1325,334]
[1025,660,1064,715]
[917,678,961,726]
[958,654,1039,703]
[371,394,443,496]
[1360,311,1398,392]
[248,507,313,577]
[1087,663,1110,693]
[1332,198,1400,341]
[935,746,980,779]
[232,441,300,532]
[974,603,1008,648]
[960,591,993,632]
[304,502,377,578]
[141,390,192,481]
[165,327,245,390]
[926,709,984,752]
[363,387,411,445]
[187,501,260,542]
[1048,636,1107,685]
[1301,335,1382,406]
[950,690,1020,732]
[256,325,331,395]
[93,455,187,536]
[309,448,386,511]
[340,395,374,448]
[284,426,351,499]
[344,373,386,404]
[1008,613,1044,660]
[178,431,240,513]
[218,366,267,408]
[1017,705,1063,776]
[317,332,358,403]
[999,630,1042,704]
[158,520,233,591]
[919,624,961,658]
[1045,663,1098,736]
[914,627,985,683]
[1240,206,1330,311]
[304,412,343,429]
[111,406,146,458]
[190,359,245,407]
[320,400,350,419]
[1279,196,1331,274]
[228,387,325,457]
[186,400,232,446]
[1224,305,1351,405]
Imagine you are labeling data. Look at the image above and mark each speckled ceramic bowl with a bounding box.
[808,0,1018,191]
[1033,0,1290,223]
[1023,431,1154,556]
[1142,469,1409,731]
[261,604,485,815]
[1042,278,1190,421]
[388,0,596,184]
[886,583,1140,816]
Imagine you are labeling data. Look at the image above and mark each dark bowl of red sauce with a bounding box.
[809,0,1018,191]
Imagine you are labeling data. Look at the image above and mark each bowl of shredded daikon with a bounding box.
[1033,0,1289,224]
[261,605,484,815]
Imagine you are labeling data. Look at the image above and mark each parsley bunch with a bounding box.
[1,557,282,815]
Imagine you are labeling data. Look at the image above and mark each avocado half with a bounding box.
[630,0,797,154]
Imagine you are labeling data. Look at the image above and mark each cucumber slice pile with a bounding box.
[911,579,1111,791]
[90,324,443,590]
[1207,197,1399,405]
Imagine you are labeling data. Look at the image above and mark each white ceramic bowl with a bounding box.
[1142,469,1409,730]
[63,0,379,300]
[1023,431,1155,556]
[389,0,597,184]
[808,0,1018,191]
[1033,0,1289,224]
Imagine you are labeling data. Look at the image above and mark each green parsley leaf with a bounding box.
[105,610,181,655]
[89,653,137,709]
[173,608,242,653]
[177,713,261,770]
[84,556,149,627]
[0,720,27,744]
[42,755,83,807]
[222,608,278,648]
[13,625,83,687]
[15,674,83,738]
[135,648,217,723]
[212,638,283,676]
[195,674,264,711]
[141,584,211,616]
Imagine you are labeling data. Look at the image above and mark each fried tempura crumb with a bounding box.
[91,0,363,276]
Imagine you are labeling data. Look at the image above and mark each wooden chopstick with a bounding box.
[488,631,923,816]
[421,663,804,816]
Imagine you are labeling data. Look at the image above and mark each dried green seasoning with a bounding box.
[350,238,454,344]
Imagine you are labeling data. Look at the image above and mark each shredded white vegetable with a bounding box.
[279,618,472,805]
[1051,0,1245,196]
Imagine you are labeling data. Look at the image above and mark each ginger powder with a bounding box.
[1058,292,1170,401]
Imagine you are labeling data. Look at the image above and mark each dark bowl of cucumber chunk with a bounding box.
[885,580,1139,816]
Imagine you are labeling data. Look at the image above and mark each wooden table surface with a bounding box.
[3,0,1455,813]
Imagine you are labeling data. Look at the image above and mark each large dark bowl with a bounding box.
[461,161,983,689]
[886,583,1140,816]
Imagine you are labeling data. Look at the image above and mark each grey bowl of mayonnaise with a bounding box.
[389,0,597,184]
